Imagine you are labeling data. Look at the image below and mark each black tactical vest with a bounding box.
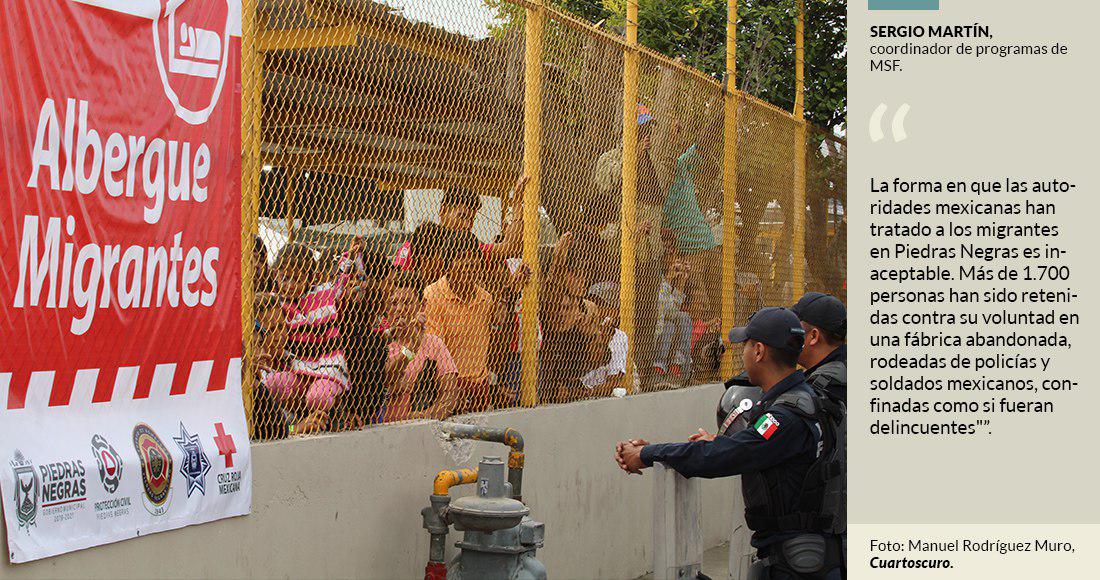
[741,379,845,537]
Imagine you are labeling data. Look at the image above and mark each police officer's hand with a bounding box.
[614,441,632,473]
[616,441,647,474]
[615,439,648,458]
[688,428,716,442]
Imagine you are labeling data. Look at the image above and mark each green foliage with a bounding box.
[553,0,615,23]
[499,0,846,131]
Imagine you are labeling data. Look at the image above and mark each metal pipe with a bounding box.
[423,494,452,569]
[720,0,738,378]
[433,468,479,496]
[439,424,526,501]
[619,0,640,393]
[794,0,805,118]
[241,0,262,434]
[520,0,545,408]
[792,0,807,299]
[423,469,479,577]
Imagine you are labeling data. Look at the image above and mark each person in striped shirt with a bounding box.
[262,243,351,434]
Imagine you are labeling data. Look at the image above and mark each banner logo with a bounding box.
[152,0,232,125]
[174,422,211,497]
[213,422,236,468]
[38,459,88,517]
[213,422,242,495]
[91,435,124,494]
[90,435,133,521]
[133,423,173,515]
[10,450,39,530]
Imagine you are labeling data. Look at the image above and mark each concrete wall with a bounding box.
[1,385,748,580]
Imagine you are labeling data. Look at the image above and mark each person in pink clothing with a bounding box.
[382,271,460,421]
[262,244,351,434]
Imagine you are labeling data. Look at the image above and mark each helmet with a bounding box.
[716,373,763,436]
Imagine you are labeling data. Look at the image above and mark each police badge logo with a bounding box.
[173,422,211,497]
[9,450,39,530]
[91,434,123,494]
[132,423,173,516]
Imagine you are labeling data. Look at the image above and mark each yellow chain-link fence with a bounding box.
[240,0,845,440]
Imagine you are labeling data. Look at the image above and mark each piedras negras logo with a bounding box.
[34,456,89,524]
[133,423,173,516]
[91,434,123,494]
[10,450,39,530]
[38,459,87,507]
[173,422,210,497]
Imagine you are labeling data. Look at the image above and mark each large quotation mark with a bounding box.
[870,103,910,143]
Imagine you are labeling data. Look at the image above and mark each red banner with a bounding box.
[1,0,241,410]
[1,0,248,562]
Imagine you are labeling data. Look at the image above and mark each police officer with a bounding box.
[791,293,847,403]
[791,292,847,569]
[615,307,842,579]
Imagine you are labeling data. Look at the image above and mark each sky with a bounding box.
[380,0,502,40]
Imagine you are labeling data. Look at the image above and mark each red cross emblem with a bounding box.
[213,423,236,468]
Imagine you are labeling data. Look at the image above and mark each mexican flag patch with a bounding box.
[754,413,780,439]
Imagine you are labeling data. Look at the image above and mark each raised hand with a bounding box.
[634,219,653,243]
[509,263,532,293]
[509,174,531,208]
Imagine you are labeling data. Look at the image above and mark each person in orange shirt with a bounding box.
[423,231,494,413]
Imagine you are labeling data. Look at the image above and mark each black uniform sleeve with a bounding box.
[639,407,813,479]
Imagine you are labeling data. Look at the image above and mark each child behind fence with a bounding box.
[653,259,693,379]
[382,271,459,421]
[252,292,289,439]
[262,243,350,434]
[539,232,608,403]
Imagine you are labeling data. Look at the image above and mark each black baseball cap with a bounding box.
[728,307,806,356]
[791,292,846,337]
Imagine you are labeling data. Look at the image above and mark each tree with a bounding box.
[545,0,846,131]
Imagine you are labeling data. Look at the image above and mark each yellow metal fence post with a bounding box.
[240,0,262,431]
[792,0,807,299]
[720,0,738,378]
[619,0,640,393]
[519,0,545,407]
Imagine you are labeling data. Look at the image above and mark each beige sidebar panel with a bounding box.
[850,0,1100,577]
